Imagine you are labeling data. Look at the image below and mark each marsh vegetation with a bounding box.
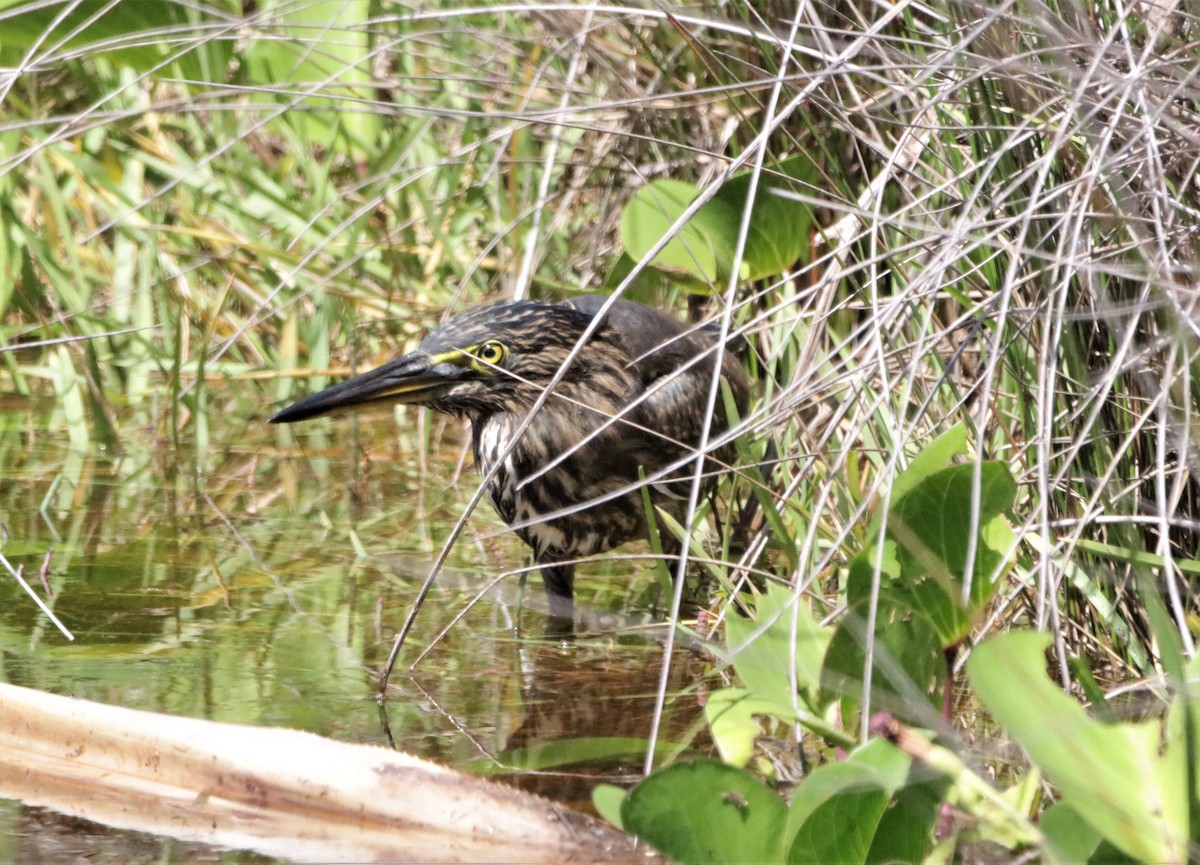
[3,1,1200,862]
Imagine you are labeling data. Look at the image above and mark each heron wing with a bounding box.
[563,295,749,466]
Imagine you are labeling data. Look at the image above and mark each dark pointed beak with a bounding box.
[269,352,466,423]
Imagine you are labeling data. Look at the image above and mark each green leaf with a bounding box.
[789,777,887,865]
[832,462,1016,712]
[726,584,832,708]
[970,632,1188,864]
[1042,802,1141,865]
[601,252,679,302]
[622,761,787,865]
[865,766,948,865]
[705,688,796,768]
[619,179,732,284]
[241,1,380,158]
[881,462,1017,645]
[1041,803,1105,865]
[713,155,816,280]
[819,607,943,721]
[784,740,911,865]
[846,536,903,608]
[617,158,815,288]
[892,423,969,501]
[592,784,627,832]
[0,0,190,71]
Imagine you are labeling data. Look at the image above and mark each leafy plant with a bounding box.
[611,155,818,296]
[823,424,1017,726]
[971,628,1197,865]
[595,740,941,865]
[700,424,1017,770]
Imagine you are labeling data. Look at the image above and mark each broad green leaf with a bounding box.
[1041,803,1106,865]
[790,780,887,865]
[618,158,814,287]
[619,179,734,284]
[0,0,190,71]
[622,761,787,865]
[726,584,832,707]
[601,251,679,302]
[241,1,380,157]
[889,463,1016,593]
[713,154,816,280]
[819,607,943,722]
[705,688,796,767]
[887,579,968,648]
[845,537,903,608]
[970,632,1187,864]
[882,462,1017,645]
[592,784,627,832]
[865,765,948,865]
[892,423,969,501]
[784,740,910,865]
[1044,803,1139,865]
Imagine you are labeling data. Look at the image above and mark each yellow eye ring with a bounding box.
[474,340,507,368]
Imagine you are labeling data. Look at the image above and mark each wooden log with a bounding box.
[0,682,662,863]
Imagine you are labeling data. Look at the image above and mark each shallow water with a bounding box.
[0,396,714,862]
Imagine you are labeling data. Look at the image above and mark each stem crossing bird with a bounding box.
[270,296,749,620]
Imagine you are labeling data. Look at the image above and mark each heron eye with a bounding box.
[474,340,507,368]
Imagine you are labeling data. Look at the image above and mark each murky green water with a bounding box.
[0,396,713,863]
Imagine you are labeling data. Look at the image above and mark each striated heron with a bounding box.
[270,296,749,620]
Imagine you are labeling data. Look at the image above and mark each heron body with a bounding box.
[270,296,749,619]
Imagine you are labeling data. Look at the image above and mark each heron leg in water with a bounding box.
[538,560,575,620]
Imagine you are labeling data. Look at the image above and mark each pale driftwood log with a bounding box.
[0,682,662,863]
